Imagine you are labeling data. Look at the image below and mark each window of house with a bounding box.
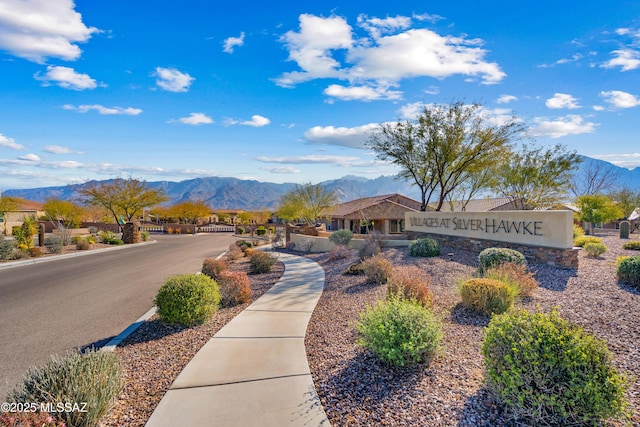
[390,219,404,233]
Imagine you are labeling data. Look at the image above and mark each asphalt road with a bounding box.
[0,233,238,398]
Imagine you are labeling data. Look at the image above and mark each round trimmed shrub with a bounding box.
[478,247,526,273]
[616,255,640,287]
[201,257,228,281]
[249,250,276,274]
[459,278,515,315]
[329,229,353,246]
[408,238,441,257]
[482,309,629,425]
[622,241,640,250]
[483,262,538,298]
[155,274,220,326]
[573,235,602,248]
[356,295,442,367]
[584,242,607,258]
[8,348,123,427]
[44,236,63,254]
[217,270,252,306]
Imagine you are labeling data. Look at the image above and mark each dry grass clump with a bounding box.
[387,265,432,307]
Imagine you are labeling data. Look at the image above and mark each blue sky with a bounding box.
[1,0,639,190]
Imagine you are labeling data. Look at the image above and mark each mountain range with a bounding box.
[3,156,639,210]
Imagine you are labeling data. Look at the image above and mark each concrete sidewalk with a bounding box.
[146,252,330,427]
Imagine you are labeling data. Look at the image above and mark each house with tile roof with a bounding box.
[0,199,45,236]
[324,194,422,235]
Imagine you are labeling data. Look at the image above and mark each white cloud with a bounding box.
[63,104,142,115]
[412,13,444,24]
[275,14,505,92]
[0,133,25,150]
[497,94,517,104]
[398,102,426,119]
[261,166,301,174]
[0,0,98,63]
[44,145,72,154]
[531,115,597,138]
[223,32,245,53]
[323,84,402,101]
[303,123,379,148]
[173,113,213,125]
[591,153,640,169]
[154,67,194,92]
[225,115,270,127]
[18,153,40,161]
[602,49,640,71]
[600,90,640,108]
[546,93,580,109]
[34,65,99,90]
[256,154,366,167]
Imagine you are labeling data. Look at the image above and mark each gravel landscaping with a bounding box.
[100,231,639,426]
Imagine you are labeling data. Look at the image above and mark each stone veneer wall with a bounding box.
[123,221,141,244]
[407,231,579,269]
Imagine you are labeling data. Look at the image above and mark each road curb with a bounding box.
[101,306,158,352]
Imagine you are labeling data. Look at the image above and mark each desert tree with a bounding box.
[276,183,337,225]
[77,178,167,230]
[368,101,524,211]
[575,194,623,234]
[492,143,582,210]
[569,157,621,197]
[167,200,212,224]
[43,198,84,229]
[608,187,640,219]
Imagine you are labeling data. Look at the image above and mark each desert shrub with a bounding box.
[0,236,15,260]
[483,262,538,298]
[408,238,441,258]
[344,262,365,275]
[244,247,256,257]
[217,270,252,306]
[7,348,123,427]
[573,235,602,247]
[328,245,352,261]
[249,250,276,274]
[388,265,432,307]
[75,240,90,250]
[155,274,220,326]
[256,226,266,236]
[356,295,442,367]
[268,226,275,234]
[622,241,640,250]
[573,223,585,238]
[140,231,150,241]
[44,236,63,254]
[85,235,96,244]
[459,278,516,315]
[87,226,98,234]
[584,242,607,258]
[297,238,314,253]
[108,239,123,245]
[0,410,66,426]
[71,236,83,244]
[226,243,243,261]
[235,240,253,249]
[27,247,42,257]
[99,230,117,243]
[616,255,630,266]
[236,226,245,235]
[358,231,383,259]
[478,248,526,273]
[616,255,640,287]
[482,309,629,425]
[361,254,393,284]
[329,229,353,246]
[201,257,228,281]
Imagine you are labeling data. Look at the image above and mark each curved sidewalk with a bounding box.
[146,252,330,427]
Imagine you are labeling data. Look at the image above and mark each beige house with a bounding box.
[1,200,45,236]
[325,194,421,235]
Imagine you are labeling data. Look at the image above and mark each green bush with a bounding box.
[44,236,63,254]
[328,229,353,246]
[236,226,245,235]
[140,231,150,241]
[616,255,640,287]
[573,235,602,248]
[478,247,526,273]
[201,257,228,281]
[155,274,220,326]
[7,348,123,427]
[584,242,607,258]
[459,278,515,315]
[356,295,442,367]
[256,226,266,236]
[71,236,83,244]
[622,241,640,250]
[249,250,276,274]
[0,236,15,260]
[408,238,441,257]
[573,223,585,238]
[482,309,629,425]
[99,230,117,244]
[361,254,393,284]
